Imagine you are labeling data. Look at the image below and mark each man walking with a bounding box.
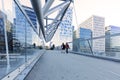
[61,43,65,53]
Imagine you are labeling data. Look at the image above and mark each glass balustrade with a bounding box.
[73,33,120,60]
[0,0,44,79]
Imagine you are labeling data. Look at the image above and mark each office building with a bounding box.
[0,10,13,52]
[22,5,42,47]
[0,11,6,52]
[76,15,105,53]
[79,28,92,52]
[13,4,41,52]
[23,5,37,29]
[73,28,92,52]
[105,25,120,52]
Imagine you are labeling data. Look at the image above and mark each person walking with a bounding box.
[51,44,55,50]
[65,43,70,53]
[61,43,65,53]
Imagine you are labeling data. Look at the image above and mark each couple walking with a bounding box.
[61,43,70,53]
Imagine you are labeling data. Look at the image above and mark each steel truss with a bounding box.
[14,0,73,42]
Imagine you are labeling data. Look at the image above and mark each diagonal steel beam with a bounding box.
[14,0,39,37]
[44,1,70,17]
[30,0,45,39]
[43,0,54,15]
[15,0,73,42]
[45,1,71,42]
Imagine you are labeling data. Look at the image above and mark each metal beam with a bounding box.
[44,1,70,17]
[45,2,71,42]
[14,0,39,37]
[17,0,73,42]
[30,0,45,39]
[43,0,54,15]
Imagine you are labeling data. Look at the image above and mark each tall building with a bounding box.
[73,28,92,52]
[13,4,41,52]
[50,7,73,48]
[76,15,105,53]
[79,28,92,52]
[0,10,13,52]
[14,4,32,47]
[22,5,37,29]
[105,25,120,52]
[0,11,6,52]
[22,5,41,46]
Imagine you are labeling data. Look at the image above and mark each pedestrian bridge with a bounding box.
[2,50,120,80]
[1,0,120,80]
[25,50,120,80]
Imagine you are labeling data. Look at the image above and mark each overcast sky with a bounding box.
[1,0,120,29]
[73,0,120,29]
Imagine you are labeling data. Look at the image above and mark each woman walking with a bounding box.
[65,43,69,53]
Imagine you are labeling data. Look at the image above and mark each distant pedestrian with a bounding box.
[65,43,70,53]
[33,43,36,48]
[52,44,55,50]
[61,43,65,53]
[51,44,55,50]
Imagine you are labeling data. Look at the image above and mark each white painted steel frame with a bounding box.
[14,0,72,42]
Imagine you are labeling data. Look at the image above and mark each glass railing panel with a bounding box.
[0,0,44,79]
[73,33,120,60]
[73,38,93,54]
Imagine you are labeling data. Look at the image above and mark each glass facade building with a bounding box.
[23,5,37,29]
[80,28,92,39]
[75,15,105,54]
[105,25,120,52]
[14,4,33,51]
[59,8,73,38]
[0,10,13,52]
[79,28,92,52]
[0,11,5,52]
[73,28,92,53]
[13,4,41,52]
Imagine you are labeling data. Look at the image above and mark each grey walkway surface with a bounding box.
[25,50,120,80]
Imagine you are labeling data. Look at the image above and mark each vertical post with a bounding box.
[25,21,27,62]
[87,39,93,55]
[2,0,10,66]
[45,0,48,28]
[46,17,48,28]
